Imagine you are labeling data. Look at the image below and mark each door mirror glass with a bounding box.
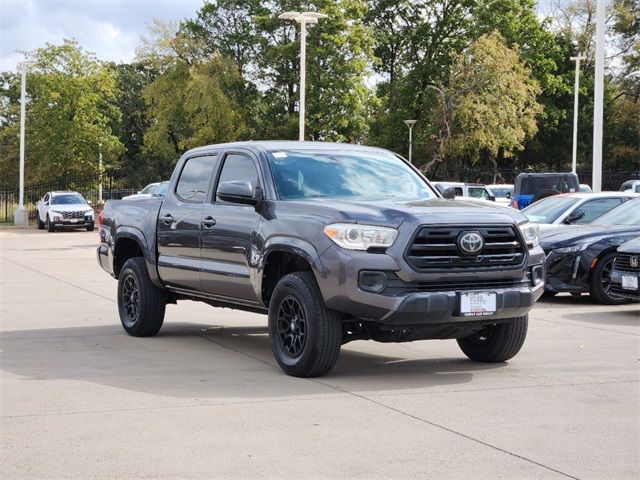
[217,181,261,205]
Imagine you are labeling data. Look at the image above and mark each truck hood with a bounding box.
[282,197,527,227]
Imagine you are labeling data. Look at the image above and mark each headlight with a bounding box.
[554,243,591,254]
[519,222,540,248]
[323,223,398,251]
[85,210,93,217]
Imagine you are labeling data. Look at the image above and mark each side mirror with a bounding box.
[505,192,511,199]
[442,187,456,199]
[217,180,262,206]
[87,200,92,206]
[488,195,496,202]
[564,210,585,224]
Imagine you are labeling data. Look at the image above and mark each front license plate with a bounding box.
[621,275,638,291]
[69,218,78,223]
[460,292,497,317]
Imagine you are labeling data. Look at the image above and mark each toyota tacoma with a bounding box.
[97,141,545,377]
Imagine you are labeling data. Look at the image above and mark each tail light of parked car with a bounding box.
[98,211,105,228]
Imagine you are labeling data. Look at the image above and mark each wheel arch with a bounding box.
[113,227,162,287]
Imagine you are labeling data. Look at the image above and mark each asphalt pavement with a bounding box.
[1,228,638,479]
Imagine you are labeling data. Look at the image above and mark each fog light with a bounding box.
[531,265,544,286]
[359,271,386,293]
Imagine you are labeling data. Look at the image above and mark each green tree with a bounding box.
[0,40,124,185]
[425,32,542,178]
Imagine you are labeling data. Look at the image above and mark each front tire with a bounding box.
[117,257,167,337]
[457,315,528,362]
[268,272,342,377]
[589,252,626,305]
[46,215,55,232]
[37,213,44,230]
[86,222,94,232]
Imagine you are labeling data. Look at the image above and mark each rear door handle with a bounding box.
[160,214,174,225]
[201,216,216,228]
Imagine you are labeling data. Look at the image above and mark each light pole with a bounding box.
[592,0,605,192]
[404,119,417,163]
[98,143,103,204]
[14,61,33,226]
[570,54,586,174]
[278,11,328,141]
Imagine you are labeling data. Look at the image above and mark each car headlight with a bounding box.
[323,223,398,251]
[519,222,540,248]
[553,243,591,254]
[85,210,93,217]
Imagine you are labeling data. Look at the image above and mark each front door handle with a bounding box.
[160,214,174,225]
[201,216,216,228]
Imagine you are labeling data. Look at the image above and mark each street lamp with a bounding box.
[592,0,605,192]
[570,54,586,174]
[278,11,328,141]
[404,119,417,163]
[14,61,34,226]
[98,143,103,204]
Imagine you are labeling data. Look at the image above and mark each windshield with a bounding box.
[490,187,513,198]
[51,194,86,205]
[140,183,157,194]
[592,199,640,225]
[267,150,437,201]
[153,182,169,196]
[521,195,580,224]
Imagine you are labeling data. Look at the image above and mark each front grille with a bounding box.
[613,254,640,274]
[405,225,525,271]
[383,273,527,296]
[61,211,85,219]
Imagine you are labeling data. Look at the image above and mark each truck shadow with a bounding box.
[0,323,504,400]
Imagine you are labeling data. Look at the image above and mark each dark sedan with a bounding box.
[610,237,640,301]
[540,198,640,304]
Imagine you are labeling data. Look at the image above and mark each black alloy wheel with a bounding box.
[590,252,627,305]
[121,272,140,328]
[276,296,307,357]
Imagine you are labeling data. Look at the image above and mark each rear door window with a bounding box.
[175,155,218,203]
[575,198,623,224]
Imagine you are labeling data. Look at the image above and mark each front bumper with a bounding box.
[52,219,93,228]
[610,269,640,301]
[316,244,545,325]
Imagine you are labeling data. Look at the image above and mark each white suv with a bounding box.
[36,191,95,232]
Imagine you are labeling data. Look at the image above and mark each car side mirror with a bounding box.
[505,192,511,199]
[488,195,496,202]
[564,210,585,224]
[217,180,262,206]
[87,200,92,206]
[442,187,456,199]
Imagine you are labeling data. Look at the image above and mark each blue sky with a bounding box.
[0,0,205,71]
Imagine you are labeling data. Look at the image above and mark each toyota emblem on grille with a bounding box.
[631,256,639,268]
[458,232,484,255]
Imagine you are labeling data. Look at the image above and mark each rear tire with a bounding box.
[268,271,342,377]
[118,257,167,337]
[589,252,627,305]
[46,215,55,232]
[457,315,528,362]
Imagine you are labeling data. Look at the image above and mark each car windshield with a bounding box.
[592,199,640,225]
[521,195,580,224]
[266,149,437,201]
[490,187,513,198]
[140,184,157,194]
[51,194,86,205]
[153,182,169,196]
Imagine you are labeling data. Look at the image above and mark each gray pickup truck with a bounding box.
[97,141,545,377]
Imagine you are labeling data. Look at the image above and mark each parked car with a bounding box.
[487,184,514,206]
[97,141,545,377]
[122,181,169,200]
[511,172,580,210]
[620,179,640,194]
[539,198,640,304]
[36,191,95,232]
[610,237,640,302]
[522,192,639,226]
[579,184,592,193]
[433,182,496,201]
